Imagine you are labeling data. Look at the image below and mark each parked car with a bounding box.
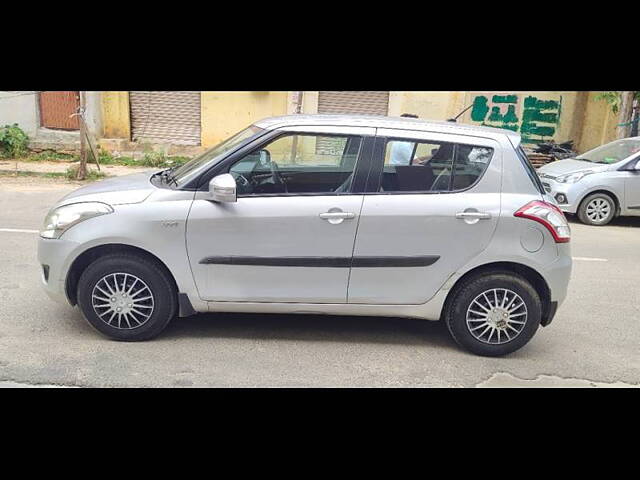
[538,137,640,226]
[38,115,572,356]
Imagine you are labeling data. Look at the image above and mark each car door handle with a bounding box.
[455,212,492,220]
[319,212,356,220]
[319,211,356,225]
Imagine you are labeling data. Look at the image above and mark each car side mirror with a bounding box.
[209,174,237,203]
[634,159,640,171]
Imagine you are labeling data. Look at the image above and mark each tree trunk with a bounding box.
[76,91,87,181]
[616,91,635,139]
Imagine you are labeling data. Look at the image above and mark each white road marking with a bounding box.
[572,256,608,262]
[0,228,39,234]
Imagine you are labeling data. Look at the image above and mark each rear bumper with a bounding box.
[544,246,572,306]
[541,301,558,327]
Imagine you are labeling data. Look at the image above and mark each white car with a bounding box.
[38,115,572,356]
[538,137,640,225]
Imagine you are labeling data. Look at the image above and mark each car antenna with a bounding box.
[447,104,473,123]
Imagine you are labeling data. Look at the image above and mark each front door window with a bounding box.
[229,134,363,195]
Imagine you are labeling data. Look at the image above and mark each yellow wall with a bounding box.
[389,91,615,153]
[578,92,617,152]
[101,91,131,139]
[100,91,618,154]
[388,91,466,120]
[200,91,288,147]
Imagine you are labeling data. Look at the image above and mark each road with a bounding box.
[0,177,638,387]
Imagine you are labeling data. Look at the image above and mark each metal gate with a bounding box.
[316,91,389,154]
[39,92,80,130]
[317,91,390,116]
[129,91,201,145]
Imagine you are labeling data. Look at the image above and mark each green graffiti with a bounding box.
[521,95,562,143]
[473,94,519,133]
[523,96,559,110]
[493,95,518,104]
[488,106,504,122]
[483,123,519,132]
[522,109,558,124]
[520,123,556,137]
[471,96,489,122]
[470,94,563,143]
[503,105,518,123]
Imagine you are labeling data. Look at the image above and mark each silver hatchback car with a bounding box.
[38,115,572,356]
[538,137,640,226]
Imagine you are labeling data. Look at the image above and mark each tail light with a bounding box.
[515,201,571,243]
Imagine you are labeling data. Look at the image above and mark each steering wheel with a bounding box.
[232,173,252,194]
[270,161,288,193]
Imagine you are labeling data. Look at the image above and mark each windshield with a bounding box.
[577,138,640,165]
[170,125,264,186]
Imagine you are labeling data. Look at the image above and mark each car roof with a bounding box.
[254,114,521,143]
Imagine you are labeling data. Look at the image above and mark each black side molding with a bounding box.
[200,256,351,268]
[199,256,440,268]
[351,256,440,268]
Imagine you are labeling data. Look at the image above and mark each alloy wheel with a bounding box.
[91,273,155,330]
[585,198,612,224]
[466,288,528,345]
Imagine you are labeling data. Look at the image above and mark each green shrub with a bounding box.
[65,165,107,181]
[28,151,79,162]
[0,124,29,158]
[95,150,190,169]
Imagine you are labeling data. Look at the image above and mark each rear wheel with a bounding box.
[77,254,177,341]
[578,193,615,226]
[445,272,542,356]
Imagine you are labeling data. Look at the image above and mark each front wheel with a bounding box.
[445,273,542,357]
[578,193,615,226]
[77,254,177,341]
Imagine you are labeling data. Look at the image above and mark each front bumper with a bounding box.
[539,178,589,214]
[37,236,81,305]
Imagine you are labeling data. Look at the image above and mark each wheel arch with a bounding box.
[442,261,554,326]
[65,243,179,307]
[578,189,621,217]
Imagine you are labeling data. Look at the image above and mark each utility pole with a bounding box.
[76,91,87,180]
[290,91,304,163]
[617,91,635,139]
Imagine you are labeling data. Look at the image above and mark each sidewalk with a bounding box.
[0,159,152,178]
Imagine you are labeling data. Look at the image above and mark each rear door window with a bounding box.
[378,139,493,193]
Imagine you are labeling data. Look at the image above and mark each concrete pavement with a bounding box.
[0,178,638,387]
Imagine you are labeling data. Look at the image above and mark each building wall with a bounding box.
[201,91,288,147]
[99,91,619,154]
[578,91,617,152]
[101,91,131,139]
[0,91,39,137]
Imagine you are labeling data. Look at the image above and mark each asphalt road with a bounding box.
[0,177,638,387]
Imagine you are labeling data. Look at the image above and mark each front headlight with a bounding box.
[40,202,113,239]
[556,171,594,184]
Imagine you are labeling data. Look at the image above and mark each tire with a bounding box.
[578,192,615,226]
[445,272,542,357]
[77,253,177,341]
